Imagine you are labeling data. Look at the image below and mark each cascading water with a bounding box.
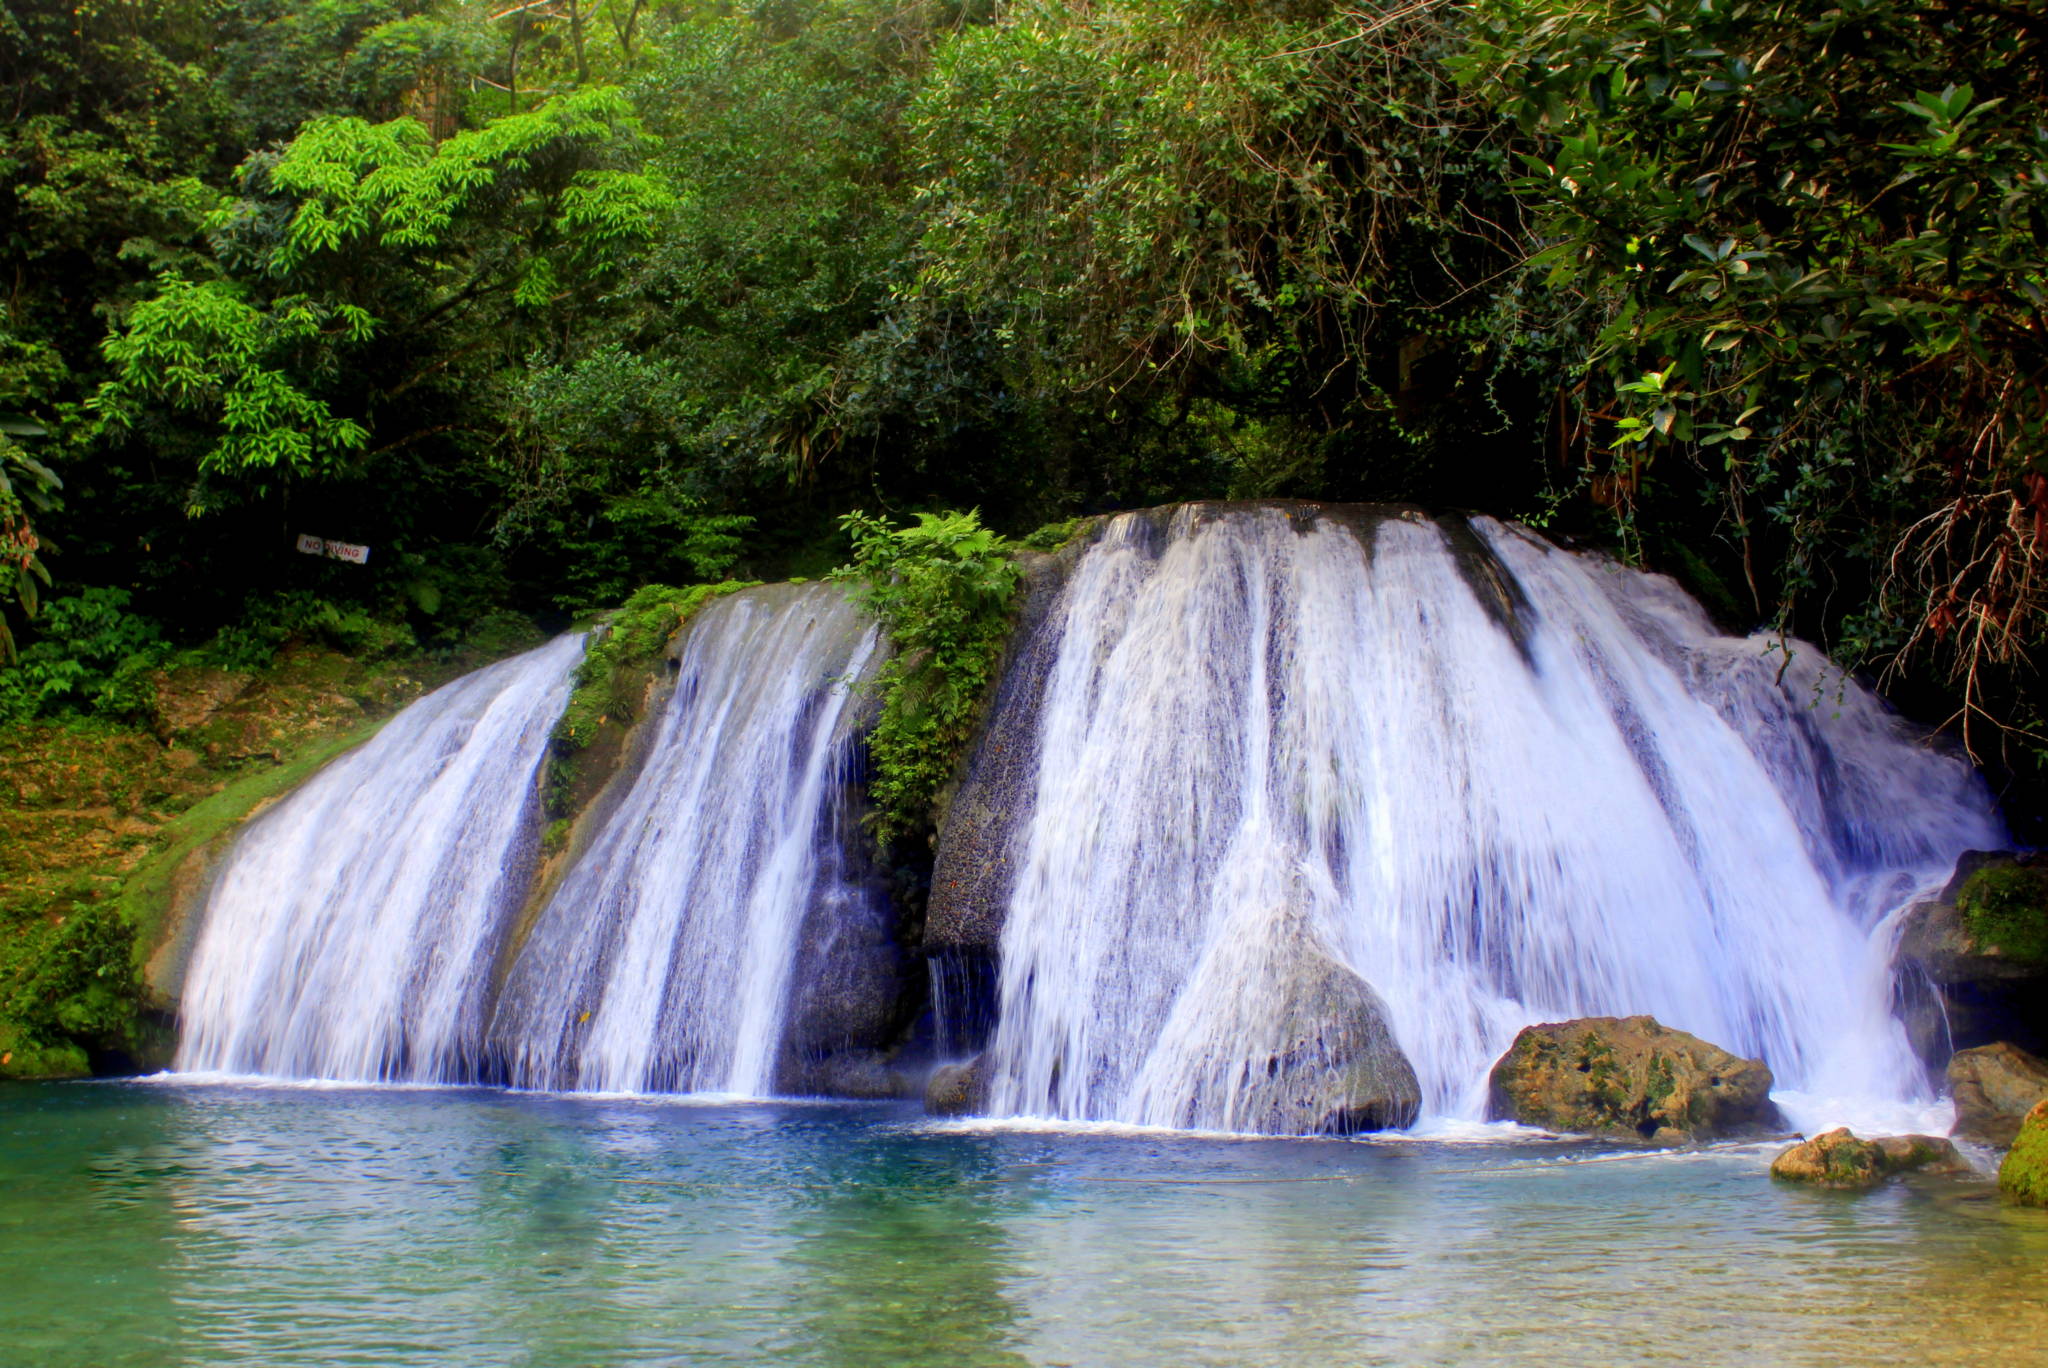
[489,582,884,1096]
[969,504,2003,1134]
[176,633,586,1082]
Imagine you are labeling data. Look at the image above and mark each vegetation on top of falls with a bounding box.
[4,0,2043,815]
[835,511,1022,848]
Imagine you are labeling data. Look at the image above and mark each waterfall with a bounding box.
[176,634,585,1082]
[967,504,2003,1132]
[489,582,884,1096]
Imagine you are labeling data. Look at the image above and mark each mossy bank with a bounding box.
[0,624,555,1080]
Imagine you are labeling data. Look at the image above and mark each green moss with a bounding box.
[1956,864,2048,965]
[114,718,389,959]
[1999,1103,2048,1207]
[540,817,572,855]
[1018,517,1088,552]
[0,896,133,1079]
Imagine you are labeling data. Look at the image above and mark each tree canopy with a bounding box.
[4,0,2043,807]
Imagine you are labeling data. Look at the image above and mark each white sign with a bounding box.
[295,534,371,565]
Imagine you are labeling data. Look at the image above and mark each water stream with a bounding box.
[176,634,585,1082]
[489,582,882,1096]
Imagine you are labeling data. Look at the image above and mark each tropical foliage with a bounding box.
[3,0,2043,813]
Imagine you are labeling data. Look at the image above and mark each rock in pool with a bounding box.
[1771,1129,1969,1190]
[1487,1015,1780,1143]
[1948,1041,2048,1148]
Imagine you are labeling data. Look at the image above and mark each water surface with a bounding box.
[3,1082,2043,1366]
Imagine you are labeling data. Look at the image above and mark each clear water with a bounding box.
[5,1080,2044,1367]
[984,507,2003,1131]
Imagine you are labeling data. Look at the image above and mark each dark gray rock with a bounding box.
[775,643,916,1099]
[1231,938,1421,1136]
[925,536,1099,953]
[1894,851,2048,1068]
[925,1055,991,1116]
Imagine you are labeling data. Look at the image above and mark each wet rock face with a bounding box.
[1486,1015,1781,1143]
[1998,1100,2048,1207]
[1948,1042,2048,1147]
[1893,852,2048,1067]
[1234,943,1421,1137]
[925,1056,991,1116]
[775,692,914,1100]
[925,543,1092,954]
[1771,1129,1968,1189]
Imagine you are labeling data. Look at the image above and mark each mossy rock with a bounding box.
[0,1021,91,1080]
[1998,1100,2048,1207]
[1773,1129,1968,1190]
[1487,1015,1780,1142]
[1955,862,2048,965]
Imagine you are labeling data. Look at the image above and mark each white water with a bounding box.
[177,634,585,1082]
[981,505,2003,1135]
[490,583,881,1096]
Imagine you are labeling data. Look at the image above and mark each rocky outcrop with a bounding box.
[1894,852,2048,1067]
[1772,1129,1969,1189]
[1487,1015,1780,1142]
[774,591,918,1099]
[1999,1100,2048,1206]
[925,1056,991,1116]
[1948,1042,2048,1147]
[925,536,1098,955]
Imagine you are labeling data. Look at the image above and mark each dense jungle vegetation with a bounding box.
[2,0,2043,793]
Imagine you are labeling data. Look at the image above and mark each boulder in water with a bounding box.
[1771,1129,1968,1189]
[1998,1100,2048,1206]
[1230,944,1420,1136]
[1948,1042,2048,1147]
[1487,1016,1779,1142]
[1893,852,2048,1067]
[925,1056,991,1116]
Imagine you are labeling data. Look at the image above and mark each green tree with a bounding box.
[1465,0,2048,760]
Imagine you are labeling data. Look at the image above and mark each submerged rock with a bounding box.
[925,1056,991,1116]
[1998,1100,2048,1207]
[1772,1129,1968,1190]
[1486,1015,1779,1142]
[1948,1042,2048,1148]
[1893,852,2048,1067]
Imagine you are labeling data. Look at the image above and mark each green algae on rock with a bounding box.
[1998,1100,2048,1207]
[1772,1129,1969,1190]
